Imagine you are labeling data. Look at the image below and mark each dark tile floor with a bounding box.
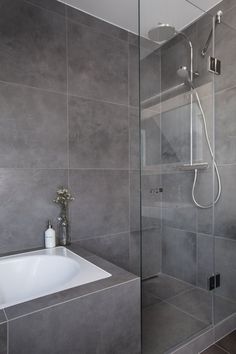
[202,330,236,353]
[142,274,236,354]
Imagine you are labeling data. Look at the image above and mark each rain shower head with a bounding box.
[148,23,176,43]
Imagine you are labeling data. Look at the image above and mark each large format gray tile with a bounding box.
[66,6,128,42]
[142,301,208,354]
[129,44,139,107]
[214,19,236,93]
[161,105,191,164]
[68,20,128,104]
[215,237,236,278]
[167,288,213,324]
[9,280,141,354]
[214,313,236,343]
[140,50,161,103]
[197,234,214,289]
[142,286,162,308]
[69,96,129,169]
[162,204,196,233]
[129,230,141,276]
[214,266,236,304]
[0,311,6,324]
[197,236,236,318]
[0,169,67,254]
[141,114,161,167]
[26,0,66,15]
[0,83,67,168]
[215,87,236,165]
[215,296,236,324]
[69,169,129,240]
[162,227,197,284]
[0,0,66,91]
[170,328,215,354]
[77,232,130,271]
[130,171,141,232]
[129,107,140,170]
[0,323,7,354]
[162,171,193,205]
[142,274,193,301]
[141,173,162,207]
[214,165,236,240]
[196,169,214,235]
[142,228,161,278]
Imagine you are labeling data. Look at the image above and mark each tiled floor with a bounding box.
[202,330,236,353]
[142,274,236,354]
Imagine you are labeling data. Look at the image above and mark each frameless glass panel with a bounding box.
[213,3,236,331]
[140,1,216,352]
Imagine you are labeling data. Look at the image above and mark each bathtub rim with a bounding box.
[1,243,139,321]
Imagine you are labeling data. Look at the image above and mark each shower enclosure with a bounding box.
[139,1,236,353]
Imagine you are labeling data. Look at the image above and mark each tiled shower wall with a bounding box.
[141,0,236,310]
[0,0,140,273]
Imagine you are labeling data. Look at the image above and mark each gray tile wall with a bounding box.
[0,0,140,272]
[8,279,141,354]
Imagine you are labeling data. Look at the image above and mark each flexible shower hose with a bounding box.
[191,88,222,209]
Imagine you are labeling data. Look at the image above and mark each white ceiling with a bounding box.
[60,0,222,38]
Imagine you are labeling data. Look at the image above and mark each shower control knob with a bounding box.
[150,188,162,194]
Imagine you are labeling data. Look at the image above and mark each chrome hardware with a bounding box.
[178,162,209,171]
[208,56,221,75]
[216,10,223,24]
[150,188,163,194]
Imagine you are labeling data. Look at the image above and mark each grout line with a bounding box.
[162,286,196,303]
[171,328,214,354]
[7,320,9,354]
[3,309,9,354]
[73,230,131,242]
[6,278,138,322]
[24,0,130,45]
[215,344,231,354]
[57,0,133,41]
[0,79,130,109]
[162,299,211,326]
[159,272,236,305]
[3,309,8,322]
[0,167,131,170]
[24,0,66,18]
[65,6,70,185]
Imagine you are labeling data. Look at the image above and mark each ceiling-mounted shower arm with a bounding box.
[201,10,223,57]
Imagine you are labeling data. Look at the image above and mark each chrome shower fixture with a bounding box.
[148,23,176,43]
[201,10,223,57]
[177,66,199,83]
[176,64,222,209]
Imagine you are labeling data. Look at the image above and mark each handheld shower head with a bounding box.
[177,66,190,81]
[177,66,198,87]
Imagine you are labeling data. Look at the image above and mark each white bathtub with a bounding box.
[0,247,111,309]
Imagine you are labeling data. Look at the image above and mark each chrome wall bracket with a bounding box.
[208,56,221,75]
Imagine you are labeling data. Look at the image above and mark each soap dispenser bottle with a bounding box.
[45,220,56,248]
